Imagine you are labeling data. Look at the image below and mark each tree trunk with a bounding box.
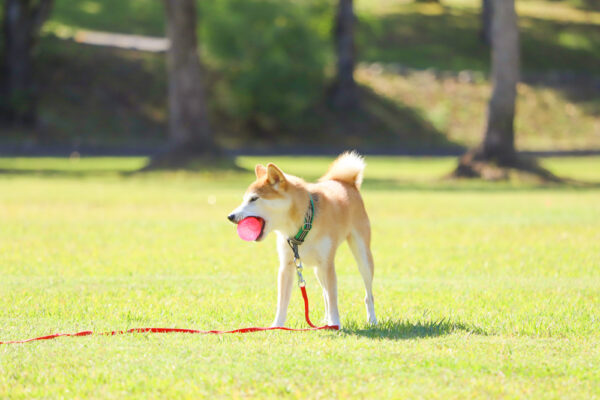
[480,0,492,45]
[162,0,214,154]
[1,0,54,126]
[452,0,527,180]
[481,0,519,164]
[332,0,358,109]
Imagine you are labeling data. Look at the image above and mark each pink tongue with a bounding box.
[237,217,265,241]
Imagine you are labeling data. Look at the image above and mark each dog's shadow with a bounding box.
[340,318,487,340]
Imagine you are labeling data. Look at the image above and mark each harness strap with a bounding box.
[288,194,315,247]
[287,195,315,288]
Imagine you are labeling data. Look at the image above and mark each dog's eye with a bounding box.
[249,196,259,203]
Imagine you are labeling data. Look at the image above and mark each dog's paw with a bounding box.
[367,316,378,325]
[326,318,342,328]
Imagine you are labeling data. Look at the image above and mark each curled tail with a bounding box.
[320,151,365,189]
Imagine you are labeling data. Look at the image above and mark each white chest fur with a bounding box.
[276,232,334,268]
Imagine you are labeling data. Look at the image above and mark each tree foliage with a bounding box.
[201,0,330,134]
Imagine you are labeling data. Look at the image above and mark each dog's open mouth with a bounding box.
[253,217,266,241]
[236,216,265,241]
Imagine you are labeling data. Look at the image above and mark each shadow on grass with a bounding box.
[36,37,168,147]
[0,162,250,177]
[341,318,487,340]
[0,168,121,177]
[1,162,599,192]
[361,177,600,192]
[132,154,247,174]
[294,84,463,151]
[0,155,251,177]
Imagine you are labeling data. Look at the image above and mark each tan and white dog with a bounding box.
[227,152,376,328]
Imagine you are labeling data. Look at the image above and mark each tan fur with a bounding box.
[319,151,365,189]
[228,152,377,327]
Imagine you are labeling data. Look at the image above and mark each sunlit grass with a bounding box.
[358,0,600,25]
[1,156,599,398]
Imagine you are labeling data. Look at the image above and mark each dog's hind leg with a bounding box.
[313,267,330,324]
[315,264,341,327]
[348,229,377,325]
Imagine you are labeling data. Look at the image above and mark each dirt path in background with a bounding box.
[71,30,169,52]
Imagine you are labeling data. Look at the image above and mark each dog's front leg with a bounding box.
[271,260,295,327]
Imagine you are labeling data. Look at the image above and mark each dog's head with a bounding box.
[227,163,294,241]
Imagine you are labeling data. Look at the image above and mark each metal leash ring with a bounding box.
[294,256,306,287]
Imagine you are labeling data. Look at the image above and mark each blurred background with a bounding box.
[0,0,598,162]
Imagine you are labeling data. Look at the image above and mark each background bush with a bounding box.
[200,0,332,135]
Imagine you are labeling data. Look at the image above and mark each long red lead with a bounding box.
[0,286,339,345]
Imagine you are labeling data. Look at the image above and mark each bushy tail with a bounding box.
[320,151,365,189]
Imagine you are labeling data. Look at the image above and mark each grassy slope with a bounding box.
[13,0,596,150]
[1,156,599,398]
[357,0,600,73]
[354,0,600,150]
[357,68,600,150]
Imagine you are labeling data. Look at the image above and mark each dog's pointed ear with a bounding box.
[266,163,286,189]
[255,164,266,179]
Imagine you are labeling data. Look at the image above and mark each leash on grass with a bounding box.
[1,198,339,344]
[0,280,338,345]
[0,286,340,345]
[0,269,338,345]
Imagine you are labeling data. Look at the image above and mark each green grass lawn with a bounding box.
[1,156,599,398]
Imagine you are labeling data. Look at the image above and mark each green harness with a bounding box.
[287,195,314,251]
[287,194,315,287]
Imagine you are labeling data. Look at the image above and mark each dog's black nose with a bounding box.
[227,213,236,222]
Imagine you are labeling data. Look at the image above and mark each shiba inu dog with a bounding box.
[227,152,376,328]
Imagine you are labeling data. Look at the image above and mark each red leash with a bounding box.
[2,232,339,344]
[0,286,339,345]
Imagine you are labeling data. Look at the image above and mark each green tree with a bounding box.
[201,0,327,134]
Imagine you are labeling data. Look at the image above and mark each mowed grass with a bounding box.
[1,156,599,398]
